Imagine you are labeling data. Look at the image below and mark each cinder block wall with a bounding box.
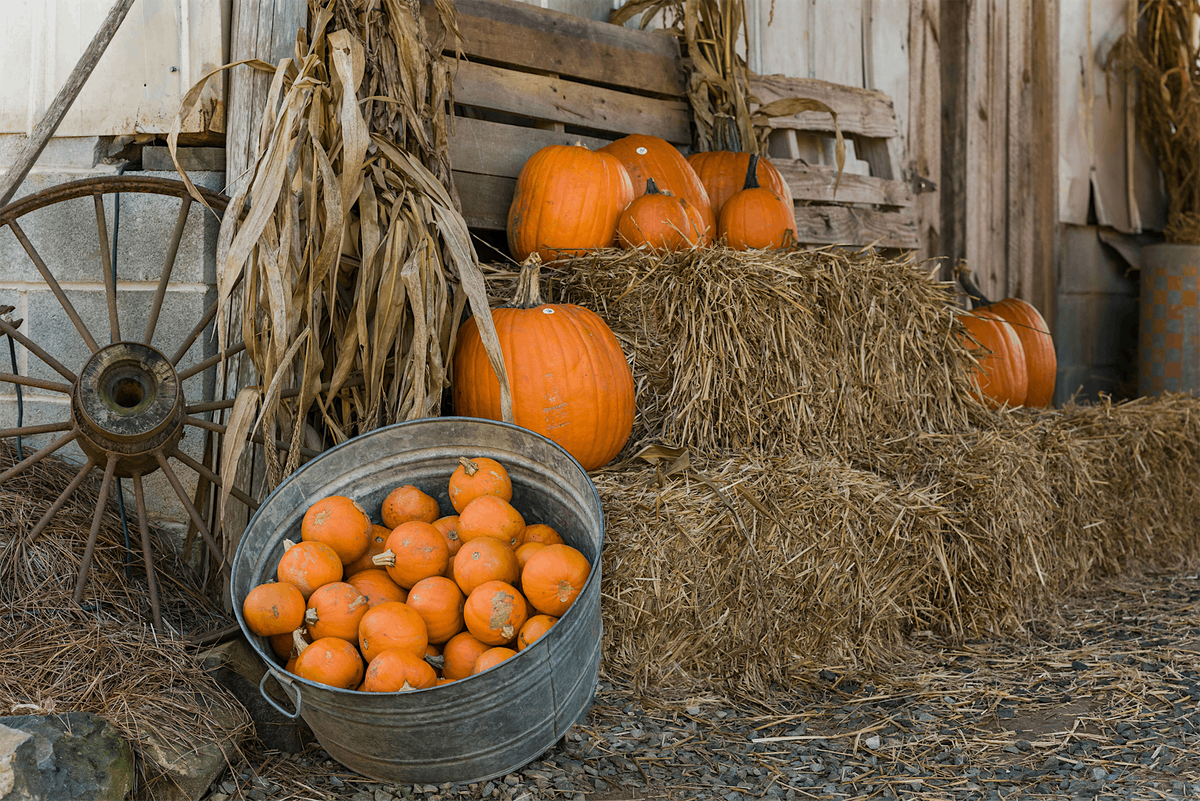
[0,136,223,533]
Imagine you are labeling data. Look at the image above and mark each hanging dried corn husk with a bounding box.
[168,0,511,506]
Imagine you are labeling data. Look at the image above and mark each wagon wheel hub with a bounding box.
[72,342,185,477]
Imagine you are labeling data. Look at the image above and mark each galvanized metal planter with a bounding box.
[231,417,604,785]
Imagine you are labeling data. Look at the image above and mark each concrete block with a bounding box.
[1058,226,1140,296]
[0,395,73,455]
[1055,293,1139,370]
[0,135,107,168]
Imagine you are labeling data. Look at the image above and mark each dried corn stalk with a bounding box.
[169,0,511,504]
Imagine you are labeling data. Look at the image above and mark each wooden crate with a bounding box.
[426,0,917,250]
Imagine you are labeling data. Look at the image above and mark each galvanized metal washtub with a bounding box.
[230,417,604,784]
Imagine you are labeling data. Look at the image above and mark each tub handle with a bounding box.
[259,668,303,720]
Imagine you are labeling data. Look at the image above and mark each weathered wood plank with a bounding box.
[453,60,691,144]
[422,0,685,97]
[771,159,913,207]
[854,136,900,182]
[1006,0,1033,301]
[907,0,942,266]
[749,73,899,139]
[793,205,919,249]
[1030,0,1058,330]
[449,116,613,178]
[143,146,226,173]
[455,171,515,231]
[939,0,969,276]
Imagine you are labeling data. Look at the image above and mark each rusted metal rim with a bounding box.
[0,175,228,222]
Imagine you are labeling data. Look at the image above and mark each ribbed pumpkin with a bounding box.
[346,568,407,608]
[453,254,636,471]
[457,495,526,549]
[373,521,450,589]
[276,540,343,600]
[300,496,371,565]
[718,155,798,250]
[243,581,306,637]
[341,524,392,577]
[521,544,590,617]
[984,299,1056,407]
[358,601,429,662]
[472,647,518,675]
[406,576,465,644]
[464,581,528,645]
[517,614,557,650]
[616,178,705,252]
[687,150,796,228]
[381,485,441,529]
[957,310,1029,408]
[304,582,370,643]
[507,144,634,263]
[360,648,437,692]
[442,631,491,680]
[448,457,512,514]
[599,134,715,240]
[453,537,521,596]
[292,637,364,689]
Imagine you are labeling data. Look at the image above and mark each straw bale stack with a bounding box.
[484,247,1200,691]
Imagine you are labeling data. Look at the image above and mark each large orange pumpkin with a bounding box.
[616,177,706,252]
[521,544,590,617]
[300,496,371,565]
[507,144,634,263]
[984,299,1056,407]
[600,134,715,240]
[957,310,1029,408]
[453,255,635,471]
[687,150,796,228]
[718,155,797,250]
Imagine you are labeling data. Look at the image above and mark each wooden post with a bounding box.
[907,0,941,268]
[939,0,969,282]
[0,0,137,207]
[1030,0,1059,331]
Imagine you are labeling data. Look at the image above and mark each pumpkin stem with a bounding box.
[645,177,661,195]
[743,154,761,191]
[424,653,446,671]
[283,539,296,551]
[372,548,397,568]
[304,607,319,626]
[509,254,546,310]
[459,456,479,476]
[291,628,308,656]
[955,262,993,308]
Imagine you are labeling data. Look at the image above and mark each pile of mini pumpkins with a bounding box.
[241,457,591,691]
[507,133,798,262]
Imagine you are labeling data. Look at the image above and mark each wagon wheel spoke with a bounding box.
[170,448,260,511]
[131,473,163,633]
[0,421,73,439]
[0,372,73,394]
[7,219,99,352]
[72,454,117,604]
[0,428,78,484]
[27,458,95,544]
[94,194,120,343]
[144,194,191,345]
[171,299,219,366]
[177,341,248,382]
[154,452,229,576]
[0,316,76,382]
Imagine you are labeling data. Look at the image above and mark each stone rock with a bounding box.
[0,711,133,801]
[140,701,245,801]
[199,637,312,753]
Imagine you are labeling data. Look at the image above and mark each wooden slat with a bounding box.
[793,206,919,249]
[1006,0,1033,301]
[454,61,691,144]
[771,160,913,207]
[907,0,942,266]
[854,136,900,182]
[1030,0,1059,331]
[455,172,515,231]
[422,0,685,98]
[749,73,899,139]
[450,116,613,179]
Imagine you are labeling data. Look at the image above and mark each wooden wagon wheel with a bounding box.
[0,175,312,633]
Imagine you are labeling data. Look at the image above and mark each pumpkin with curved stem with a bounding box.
[346,568,407,608]
[457,495,526,549]
[304,582,370,643]
[600,134,714,240]
[517,614,557,650]
[342,524,392,577]
[300,496,371,565]
[453,254,636,471]
[718,155,798,250]
[453,537,521,596]
[521,544,591,617]
[358,601,429,662]
[521,524,564,546]
[293,637,364,689]
[406,576,466,644]
[448,457,512,513]
[463,581,528,645]
[276,540,343,600]
[442,631,491,680]
[957,310,1029,408]
[616,177,705,252]
[687,150,796,227]
[472,647,518,674]
[360,648,437,692]
[243,581,306,637]
[373,521,450,589]
[270,627,309,659]
[381,485,441,529]
[507,144,634,263]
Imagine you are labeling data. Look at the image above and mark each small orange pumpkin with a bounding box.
[293,636,364,689]
[515,541,547,570]
[600,134,715,240]
[406,576,466,645]
[472,647,518,674]
[616,177,705,252]
[521,544,590,617]
[342,524,392,577]
[521,524,565,546]
[381,485,441,530]
[358,601,429,662]
[276,540,343,600]
[463,581,528,645]
[373,521,450,589]
[517,614,557,650]
[301,496,371,565]
[304,582,369,643]
[718,155,797,251]
[360,647,438,692]
[243,581,306,637]
[442,631,491,680]
[432,515,463,561]
[687,150,796,227]
[453,537,521,596]
[346,568,408,608]
[269,627,309,659]
[448,457,513,514]
[457,495,526,550]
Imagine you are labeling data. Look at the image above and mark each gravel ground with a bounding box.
[204,570,1200,801]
